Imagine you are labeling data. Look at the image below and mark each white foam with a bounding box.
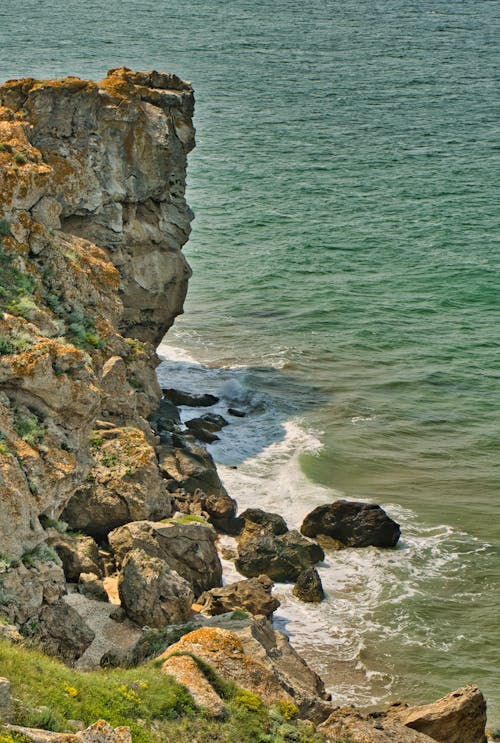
[156,338,491,712]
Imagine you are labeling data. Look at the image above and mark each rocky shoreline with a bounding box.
[0,68,492,742]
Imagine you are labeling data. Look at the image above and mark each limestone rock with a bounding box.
[161,654,226,718]
[0,677,11,722]
[301,500,401,548]
[118,548,193,628]
[159,626,294,704]
[37,600,95,662]
[197,575,280,618]
[235,616,331,722]
[78,573,108,602]
[48,533,103,582]
[0,559,66,626]
[158,443,237,531]
[62,426,173,538]
[5,720,131,742]
[109,518,222,596]
[163,389,219,407]
[387,685,487,743]
[237,507,288,548]
[236,530,324,582]
[318,708,436,742]
[292,568,325,603]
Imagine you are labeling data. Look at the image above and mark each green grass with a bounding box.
[0,249,37,315]
[164,514,208,525]
[13,410,45,447]
[0,639,328,743]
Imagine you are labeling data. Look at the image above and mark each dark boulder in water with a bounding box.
[237,507,288,547]
[293,568,325,603]
[301,500,400,548]
[236,530,324,582]
[228,407,246,417]
[163,388,219,407]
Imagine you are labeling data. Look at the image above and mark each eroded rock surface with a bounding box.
[0,67,194,646]
[301,500,401,548]
[197,575,280,618]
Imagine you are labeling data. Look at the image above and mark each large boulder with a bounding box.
[109,518,222,596]
[37,600,95,663]
[62,427,173,539]
[387,685,487,743]
[236,530,324,582]
[159,617,331,722]
[318,708,436,742]
[48,533,103,581]
[301,500,400,548]
[197,575,280,618]
[163,389,219,407]
[148,397,181,434]
[237,508,288,548]
[161,654,226,719]
[292,568,325,603]
[158,443,238,532]
[118,548,193,628]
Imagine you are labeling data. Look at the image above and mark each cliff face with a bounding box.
[0,67,194,344]
[0,68,194,563]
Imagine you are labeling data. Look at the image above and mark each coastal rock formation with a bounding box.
[301,500,401,548]
[108,517,222,596]
[5,720,132,742]
[318,707,436,742]
[0,67,194,644]
[292,567,325,603]
[237,507,288,548]
[159,619,331,721]
[118,548,194,628]
[236,530,325,582]
[386,685,487,743]
[197,574,280,617]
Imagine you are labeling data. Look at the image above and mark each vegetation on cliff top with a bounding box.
[0,639,329,743]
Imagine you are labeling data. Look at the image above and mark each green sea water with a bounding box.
[1,0,499,725]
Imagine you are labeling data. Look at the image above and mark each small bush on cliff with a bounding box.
[0,219,11,236]
[13,409,45,446]
[0,248,37,317]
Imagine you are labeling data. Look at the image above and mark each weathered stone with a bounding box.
[148,397,181,434]
[235,616,331,722]
[5,719,132,742]
[163,389,219,407]
[387,685,487,743]
[183,421,220,444]
[301,500,401,548]
[0,559,66,626]
[78,573,108,602]
[162,654,226,718]
[48,534,103,582]
[318,708,436,742]
[292,568,325,603]
[109,518,222,596]
[237,507,288,548]
[186,413,228,433]
[159,626,294,705]
[118,548,193,628]
[158,443,237,531]
[236,530,324,582]
[62,427,173,538]
[0,677,11,722]
[197,575,280,618]
[37,600,95,662]
[227,408,246,417]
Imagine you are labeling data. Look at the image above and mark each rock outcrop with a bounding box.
[386,685,487,743]
[197,575,280,618]
[236,530,324,582]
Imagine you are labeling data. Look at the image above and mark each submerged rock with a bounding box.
[301,500,400,548]
[163,388,219,407]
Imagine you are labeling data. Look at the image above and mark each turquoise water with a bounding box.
[2,0,499,725]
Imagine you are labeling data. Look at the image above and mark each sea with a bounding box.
[1,0,499,727]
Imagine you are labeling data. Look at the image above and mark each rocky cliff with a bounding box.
[0,68,196,643]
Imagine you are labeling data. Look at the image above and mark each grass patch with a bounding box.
[13,409,45,447]
[164,514,207,525]
[0,249,37,316]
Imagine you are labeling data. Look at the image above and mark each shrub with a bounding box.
[13,409,45,446]
[0,219,11,236]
